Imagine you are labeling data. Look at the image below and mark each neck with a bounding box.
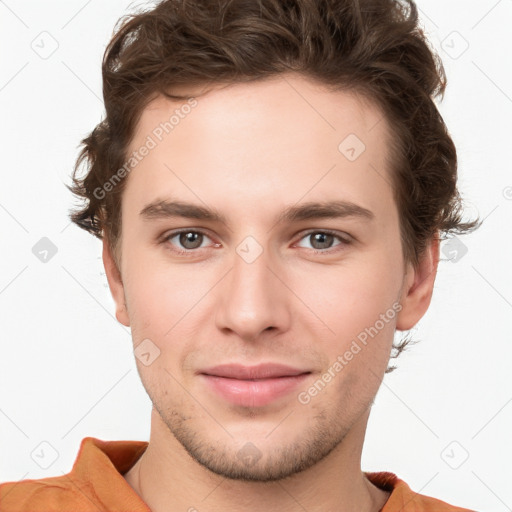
[124,408,390,512]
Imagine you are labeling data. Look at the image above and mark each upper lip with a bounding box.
[199,363,310,380]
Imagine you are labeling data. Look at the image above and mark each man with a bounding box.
[0,0,480,510]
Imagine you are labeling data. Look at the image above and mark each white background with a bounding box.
[0,1,511,510]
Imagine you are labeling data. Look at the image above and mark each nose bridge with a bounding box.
[215,236,290,340]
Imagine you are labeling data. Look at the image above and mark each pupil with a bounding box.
[312,233,332,249]
[180,232,202,249]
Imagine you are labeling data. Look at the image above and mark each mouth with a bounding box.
[198,363,312,407]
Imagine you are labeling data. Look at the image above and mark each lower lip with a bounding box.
[200,373,311,407]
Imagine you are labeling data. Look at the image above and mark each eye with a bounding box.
[163,229,217,253]
[295,230,351,252]
[160,228,351,256]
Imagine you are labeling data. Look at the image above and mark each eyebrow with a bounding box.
[139,198,375,225]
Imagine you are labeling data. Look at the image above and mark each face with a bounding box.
[104,73,436,481]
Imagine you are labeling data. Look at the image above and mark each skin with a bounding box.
[103,72,439,512]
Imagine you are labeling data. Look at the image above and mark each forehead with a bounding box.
[135,74,386,146]
[123,73,396,228]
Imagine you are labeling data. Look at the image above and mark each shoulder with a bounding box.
[0,437,148,512]
[0,474,94,512]
[365,471,476,512]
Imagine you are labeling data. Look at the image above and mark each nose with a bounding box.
[215,242,292,342]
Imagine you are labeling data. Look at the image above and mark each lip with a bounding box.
[199,363,309,379]
[198,363,311,407]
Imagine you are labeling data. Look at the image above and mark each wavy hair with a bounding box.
[67,0,482,371]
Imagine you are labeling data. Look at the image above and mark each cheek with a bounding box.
[289,255,402,389]
[122,247,200,325]
[122,255,219,370]
[293,256,401,334]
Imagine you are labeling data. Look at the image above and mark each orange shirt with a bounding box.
[0,437,475,511]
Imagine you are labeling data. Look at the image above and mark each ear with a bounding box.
[102,237,130,327]
[396,234,440,331]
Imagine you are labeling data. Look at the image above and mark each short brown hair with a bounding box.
[67,0,481,370]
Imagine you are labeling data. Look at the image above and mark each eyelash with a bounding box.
[161,228,352,257]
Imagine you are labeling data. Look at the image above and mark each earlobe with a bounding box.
[102,238,130,327]
[395,235,440,331]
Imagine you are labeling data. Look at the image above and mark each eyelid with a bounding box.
[161,228,218,252]
[292,229,353,252]
[294,228,353,244]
